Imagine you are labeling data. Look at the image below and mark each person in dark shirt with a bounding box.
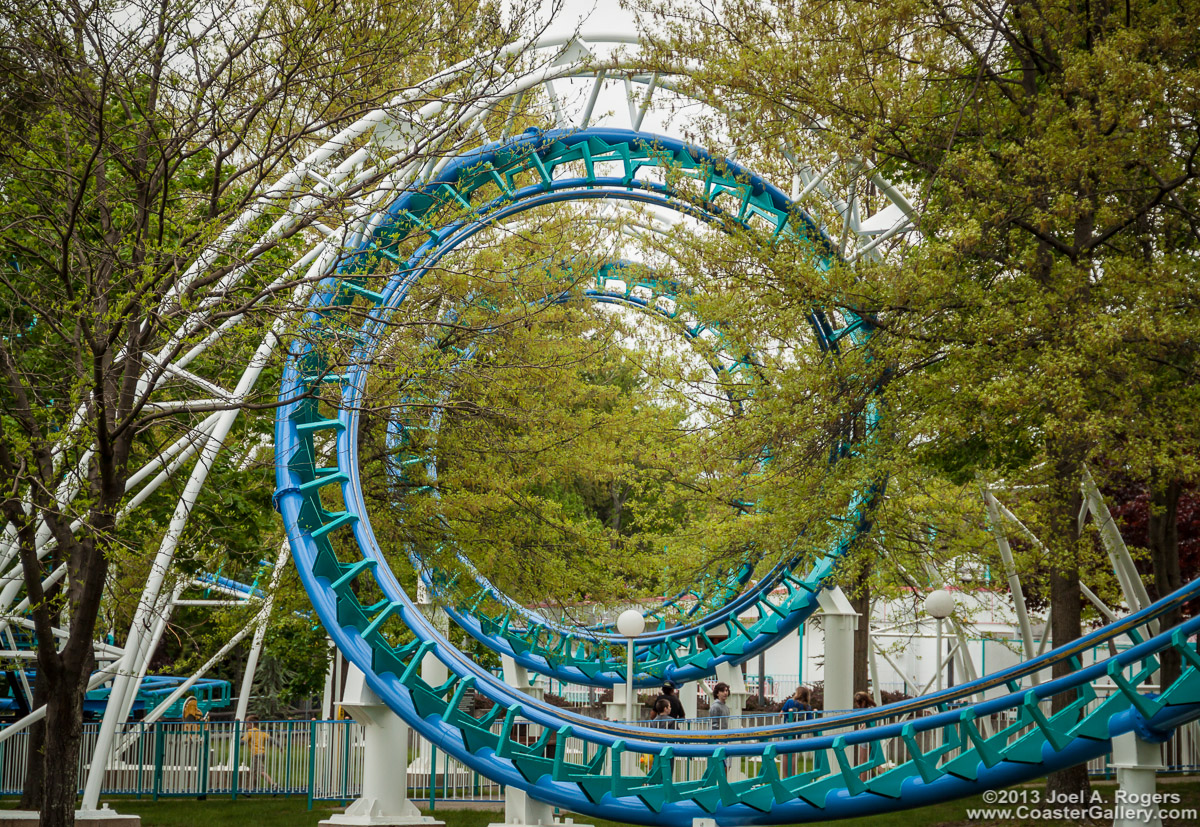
[780,686,813,776]
[781,686,813,720]
[656,680,686,720]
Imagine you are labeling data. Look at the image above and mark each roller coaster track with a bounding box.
[387,259,761,639]
[275,124,1200,823]
[278,127,876,689]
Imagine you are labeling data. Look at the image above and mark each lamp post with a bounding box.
[616,609,645,723]
[924,589,955,693]
[616,609,645,774]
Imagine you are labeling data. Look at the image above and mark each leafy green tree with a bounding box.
[354,212,769,622]
[0,0,529,821]
[638,0,1200,796]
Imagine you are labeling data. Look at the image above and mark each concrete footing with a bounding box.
[319,796,444,827]
[487,787,593,827]
[0,807,140,826]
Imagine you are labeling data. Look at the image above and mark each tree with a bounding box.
[638,0,1200,797]
[1111,479,1200,685]
[353,210,769,620]
[0,0,535,822]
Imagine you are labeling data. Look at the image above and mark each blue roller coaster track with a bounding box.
[275,127,1200,824]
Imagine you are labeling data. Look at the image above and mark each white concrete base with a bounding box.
[817,587,858,713]
[0,806,140,826]
[332,665,443,827]
[319,797,444,827]
[502,656,545,702]
[487,787,593,827]
[1111,731,1164,827]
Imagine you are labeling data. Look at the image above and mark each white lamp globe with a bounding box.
[616,609,646,638]
[924,589,955,620]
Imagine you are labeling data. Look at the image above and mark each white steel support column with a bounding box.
[1111,731,1164,827]
[1081,467,1155,623]
[950,622,982,687]
[817,587,857,713]
[502,654,544,701]
[603,683,629,723]
[681,681,698,719]
[983,487,1039,681]
[235,542,291,721]
[950,621,991,736]
[322,641,340,720]
[866,632,882,707]
[872,641,911,697]
[117,582,185,726]
[416,599,448,782]
[320,666,443,827]
[487,786,593,827]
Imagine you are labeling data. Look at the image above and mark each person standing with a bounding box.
[182,695,204,734]
[853,691,875,710]
[647,697,677,777]
[781,686,813,720]
[709,682,731,729]
[181,695,207,799]
[709,682,732,772]
[241,715,275,791]
[780,686,812,775]
[650,697,675,729]
[656,681,686,720]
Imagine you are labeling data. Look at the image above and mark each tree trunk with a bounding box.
[1045,452,1091,800]
[846,553,871,695]
[850,583,870,694]
[19,676,49,810]
[42,663,89,827]
[1148,475,1183,692]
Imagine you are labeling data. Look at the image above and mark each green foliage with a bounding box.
[251,614,331,717]
[635,0,1200,616]
[356,218,775,617]
[0,0,543,812]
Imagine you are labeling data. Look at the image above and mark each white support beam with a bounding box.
[321,666,443,827]
[982,486,1040,683]
[818,587,858,712]
[1081,466,1155,625]
[235,541,291,721]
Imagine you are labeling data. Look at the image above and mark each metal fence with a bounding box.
[620,707,1200,782]
[0,719,502,808]
[0,712,1197,807]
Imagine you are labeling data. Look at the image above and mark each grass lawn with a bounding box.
[19,779,1189,827]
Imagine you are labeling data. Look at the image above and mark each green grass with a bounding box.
[6,781,1200,826]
